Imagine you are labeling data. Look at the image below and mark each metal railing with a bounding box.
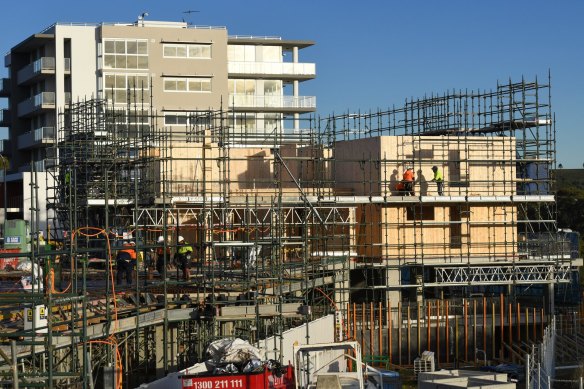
[526,318,555,389]
[17,92,55,116]
[0,109,9,124]
[17,57,55,83]
[33,158,57,172]
[34,127,55,142]
[0,78,9,94]
[228,61,315,76]
[229,35,281,40]
[228,94,316,109]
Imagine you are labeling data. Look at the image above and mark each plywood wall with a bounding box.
[335,135,517,196]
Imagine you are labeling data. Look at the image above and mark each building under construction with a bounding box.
[0,75,581,387]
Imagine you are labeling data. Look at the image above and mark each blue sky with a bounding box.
[1,0,583,167]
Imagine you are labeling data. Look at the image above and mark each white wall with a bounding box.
[257,314,335,363]
[54,25,98,105]
[22,172,49,235]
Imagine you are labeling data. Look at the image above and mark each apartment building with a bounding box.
[0,20,315,230]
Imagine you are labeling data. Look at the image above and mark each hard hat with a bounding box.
[157,236,165,243]
[178,236,185,242]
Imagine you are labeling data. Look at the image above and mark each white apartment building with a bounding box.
[0,20,316,231]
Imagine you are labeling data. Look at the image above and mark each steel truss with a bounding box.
[434,263,573,285]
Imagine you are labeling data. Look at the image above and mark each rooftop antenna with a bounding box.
[138,12,149,26]
[182,10,200,26]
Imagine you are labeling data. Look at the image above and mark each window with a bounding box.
[163,43,211,59]
[227,45,256,62]
[103,74,150,105]
[164,77,211,93]
[103,39,148,70]
[262,46,282,62]
[406,206,435,221]
[229,79,256,94]
[264,80,282,96]
[105,109,150,138]
[164,112,211,127]
[228,113,256,132]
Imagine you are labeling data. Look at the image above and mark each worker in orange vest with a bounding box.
[116,241,137,286]
[402,167,415,196]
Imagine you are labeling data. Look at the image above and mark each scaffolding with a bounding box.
[0,76,576,387]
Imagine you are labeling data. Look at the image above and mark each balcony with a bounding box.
[34,158,57,172]
[229,94,316,112]
[0,139,9,155]
[0,78,10,97]
[228,61,315,80]
[0,109,10,126]
[17,92,55,117]
[17,127,56,150]
[19,158,57,173]
[17,57,70,85]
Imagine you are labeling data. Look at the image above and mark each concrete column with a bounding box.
[292,47,300,131]
[386,268,401,303]
[155,325,165,378]
[168,326,178,372]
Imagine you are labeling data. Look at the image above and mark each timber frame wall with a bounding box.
[0,77,577,387]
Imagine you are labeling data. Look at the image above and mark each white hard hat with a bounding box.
[178,236,185,242]
[157,236,164,243]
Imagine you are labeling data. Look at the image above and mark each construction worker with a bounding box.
[431,166,444,195]
[116,241,137,286]
[402,167,415,196]
[175,236,193,281]
[155,236,171,278]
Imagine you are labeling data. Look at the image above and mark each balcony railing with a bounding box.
[0,109,10,126]
[33,158,57,172]
[229,94,316,110]
[0,139,8,154]
[16,57,68,84]
[228,61,316,77]
[17,127,55,149]
[17,92,55,117]
[0,78,10,96]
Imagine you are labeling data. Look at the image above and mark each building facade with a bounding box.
[0,20,315,232]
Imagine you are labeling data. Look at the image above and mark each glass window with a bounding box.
[127,41,137,55]
[164,43,211,59]
[137,56,148,69]
[115,55,126,68]
[126,56,137,69]
[102,73,150,105]
[264,80,281,95]
[228,45,243,61]
[164,45,176,57]
[138,41,148,55]
[105,75,115,89]
[164,80,177,91]
[227,45,255,61]
[104,41,115,54]
[115,41,125,54]
[104,55,115,68]
[245,46,255,61]
[164,77,211,92]
[176,80,187,91]
[102,39,148,70]
[176,46,187,57]
[263,46,281,62]
[115,75,126,88]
